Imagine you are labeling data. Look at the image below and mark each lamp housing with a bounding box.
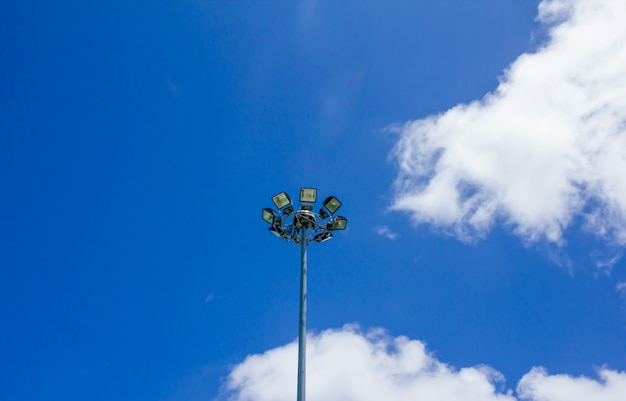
[330,216,347,230]
[313,231,333,243]
[300,187,317,203]
[262,208,276,225]
[272,192,292,209]
[322,196,342,214]
[269,225,289,239]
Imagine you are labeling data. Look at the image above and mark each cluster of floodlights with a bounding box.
[262,188,347,244]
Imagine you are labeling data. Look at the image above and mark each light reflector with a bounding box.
[300,187,317,203]
[322,196,342,214]
[331,216,347,230]
[262,208,275,225]
[272,192,292,209]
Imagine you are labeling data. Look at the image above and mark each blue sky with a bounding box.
[2,1,626,400]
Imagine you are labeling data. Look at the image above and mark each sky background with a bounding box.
[1,1,626,400]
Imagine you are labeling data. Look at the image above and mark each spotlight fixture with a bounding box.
[272,191,292,209]
[299,187,317,203]
[313,231,333,243]
[268,225,289,238]
[262,208,276,225]
[329,216,347,230]
[322,196,342,214]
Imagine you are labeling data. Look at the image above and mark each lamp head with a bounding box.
[313,231,333,243]
[262,208,276,225]
[268,225,289,239]
[272,192,292,209]
[300,187,317,203]
[330,216,347,230]
[322,196,342,214]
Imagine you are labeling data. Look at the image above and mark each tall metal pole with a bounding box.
[263,189,347,401]
[296,225,307,401]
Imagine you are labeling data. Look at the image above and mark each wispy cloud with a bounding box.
[374,226,399,240]
[389,0,626,245]
[592,251,623,274]
[221,326,626,401]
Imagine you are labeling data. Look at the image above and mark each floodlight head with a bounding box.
[300,187,317,203]
[330,216,347,230]
[322,196,342,214]
[313,231,333,243]
[272,191,292,209]
[262,208,276,225]
[268,225,289,239]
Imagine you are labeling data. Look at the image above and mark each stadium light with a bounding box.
[260,187,347,401]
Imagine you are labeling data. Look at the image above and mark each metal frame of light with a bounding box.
[261,188,347,401]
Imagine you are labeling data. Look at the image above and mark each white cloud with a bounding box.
[223,326,514,401]
[389,0,626,245]
[374,225,399,240]
[517,367,626,401]
[221,326,626,401]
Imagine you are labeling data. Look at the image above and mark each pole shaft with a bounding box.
[297,226,307,401]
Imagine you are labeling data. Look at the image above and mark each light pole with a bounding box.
[262,188,347,401]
